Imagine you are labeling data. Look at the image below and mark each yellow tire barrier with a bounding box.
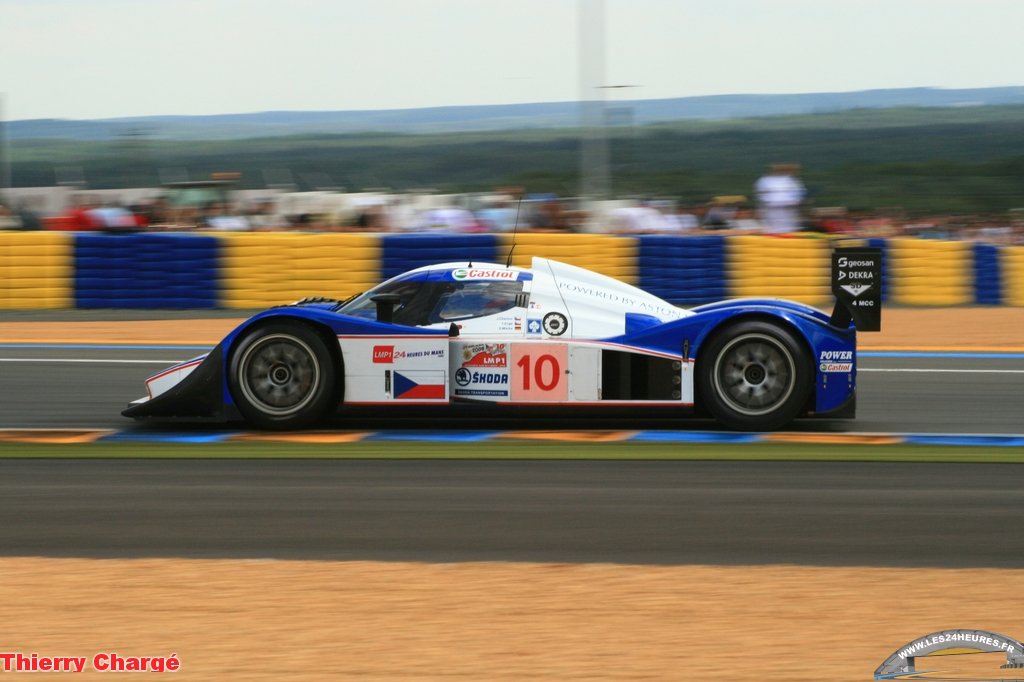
[888,238,971,306]
[0,232,73,309]
[220,233,380,309]
[727,236,831,306]
[498,234,637,284]
[1004,246,1024,307]
[1,231,1021,311]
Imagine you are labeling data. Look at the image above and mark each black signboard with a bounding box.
[830,247,882,331]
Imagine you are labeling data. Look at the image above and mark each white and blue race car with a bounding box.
[124,250,880,431]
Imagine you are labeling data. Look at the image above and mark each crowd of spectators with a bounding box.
[2,173,1024,245]
[0,201,43,231]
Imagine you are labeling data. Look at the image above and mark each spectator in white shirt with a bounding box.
[754,163,806,233]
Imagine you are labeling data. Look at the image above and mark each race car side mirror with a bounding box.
[448,323,460,337]
[371,293,403,324]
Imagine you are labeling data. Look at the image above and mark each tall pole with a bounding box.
[579,0,609,206]
[0,94,10,204]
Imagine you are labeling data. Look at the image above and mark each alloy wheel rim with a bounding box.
[238,334,320,416]
[712,333,796,416]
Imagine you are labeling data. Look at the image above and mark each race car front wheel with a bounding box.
[228,323,338,429]
[697,320,811,431]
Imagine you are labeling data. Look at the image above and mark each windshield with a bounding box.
[338,278,526,326]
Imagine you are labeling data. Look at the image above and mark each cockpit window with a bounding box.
[337,277,526,326]
[431,280,523,322]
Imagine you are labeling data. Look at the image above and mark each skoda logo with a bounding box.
[455,367,472,386]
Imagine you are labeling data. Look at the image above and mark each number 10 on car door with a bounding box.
[511,344,569,402]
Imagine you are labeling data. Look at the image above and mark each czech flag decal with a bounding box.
[394,371,446,400]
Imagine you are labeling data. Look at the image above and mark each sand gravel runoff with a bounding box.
[2,307,1022,680]
[2,559,1023,681]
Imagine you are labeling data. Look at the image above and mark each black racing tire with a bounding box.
[228,322,338,430]
[696,320,812,431]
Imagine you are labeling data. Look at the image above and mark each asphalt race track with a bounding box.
[0,347,1022,566]
[0,458,1022,567]
[0,346,1021,433]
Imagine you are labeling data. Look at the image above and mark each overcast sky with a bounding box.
[2,0,1022,121]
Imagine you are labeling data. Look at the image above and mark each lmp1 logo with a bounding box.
[372,345,394,363]
[874,629,1024,679]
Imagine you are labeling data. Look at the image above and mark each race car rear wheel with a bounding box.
[228,323,338,429]
[697,320,811,431]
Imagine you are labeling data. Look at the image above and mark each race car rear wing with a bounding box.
[829,247,882,331]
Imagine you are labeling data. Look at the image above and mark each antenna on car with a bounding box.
[505,195,523,268]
